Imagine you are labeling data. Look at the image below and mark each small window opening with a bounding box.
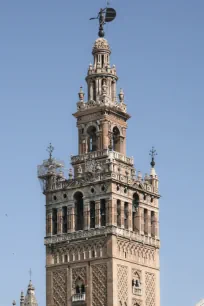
[52,208,57,235]
[91,187,95,194]
[117,200,121,227]
[90,201,95,229]
[112,126,120,152]
[102,55,104,67]
[100,199,106,226]
[101,185,105,192]
[74,192,84,231]
[124,202,129,229]
[144,209,148,235]
[62,206,67,233]
[87,126,97,152]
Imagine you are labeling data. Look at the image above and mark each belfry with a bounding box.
[38,7,160,306]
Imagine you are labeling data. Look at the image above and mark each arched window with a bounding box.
[62,206,67,233]
[132,272,142,296]
[75,279,85,294]
[117,200,121,227]
[100,199,106,226]
[87,126,97,152]
[90,201,95,228]
[151,211,155,237]
[124,202,129,229]
[132,193,139,210]
[132,193,139,232]
[74,192,84,231]
[112,126,120,152]
[52,208,57,235]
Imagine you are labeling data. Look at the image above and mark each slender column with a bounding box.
[96,78,99,96]
[144,209,148,235]
[46,212,52,236]
[108,198,115,226]
[140,207,144,234]
[112,81,116,102]
[120,201,124,229]
[70,206,75,232]
[102,121,109,149]
[106,199,109,225]
[84,200,90,230]
[96,132,101,151]
[95,199,101,228]
[135,209,140,232]
[121,129,126,155]
[148,210,151,236]
[155,212,159,238]
[57,208,62,234]
[99,78,102,95]
[128,202,132,231]
[90,82,93,100]
[85,136,88,153]
[67,208,72,232]
[153,212,159,238]
[113,198,117,226]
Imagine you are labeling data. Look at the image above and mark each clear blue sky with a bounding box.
[0,1,203,305]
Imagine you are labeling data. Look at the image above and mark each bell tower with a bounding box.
[38,7,160,306]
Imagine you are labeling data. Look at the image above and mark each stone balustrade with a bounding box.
[44,225,160,248]
[72,293,86,302]
[71,149,134,165]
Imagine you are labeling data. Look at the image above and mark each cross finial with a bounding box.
[47,143,54,160]
[149,147,157,168]
[29,268,32,281]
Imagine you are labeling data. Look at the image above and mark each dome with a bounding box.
[92,38,111,54]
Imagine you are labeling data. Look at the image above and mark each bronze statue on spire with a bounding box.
[90,7,116,37]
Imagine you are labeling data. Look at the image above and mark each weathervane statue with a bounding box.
[90,4,116,37]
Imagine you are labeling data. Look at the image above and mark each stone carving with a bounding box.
[51,238,106,264]
[53,270,67,306]
[132,299,142,306]
[45,227,160,250]
[117,239,156,267]
[145,272,155,306]
[72,266,86,290]
[93,38,110,52]
[92,264,107,306]
[117,265,128,306]
[85,159,97,173]
[77,165,82,175]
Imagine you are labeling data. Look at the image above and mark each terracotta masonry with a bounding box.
[38,36,161,306]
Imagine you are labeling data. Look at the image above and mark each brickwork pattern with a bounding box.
[145,272,155,306]
[117,265,128,306]
[92,264,107,306]
[53,270,67,306]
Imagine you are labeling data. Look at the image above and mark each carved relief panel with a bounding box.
[117,265,128,306]
[145,272,155,306]
[53,270,67,306]
[92,264,107,306]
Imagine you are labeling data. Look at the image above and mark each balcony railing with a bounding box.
[44,226,160,248]
[133,288,142,296]
[72,293,86,302]
[71,149,134,165]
